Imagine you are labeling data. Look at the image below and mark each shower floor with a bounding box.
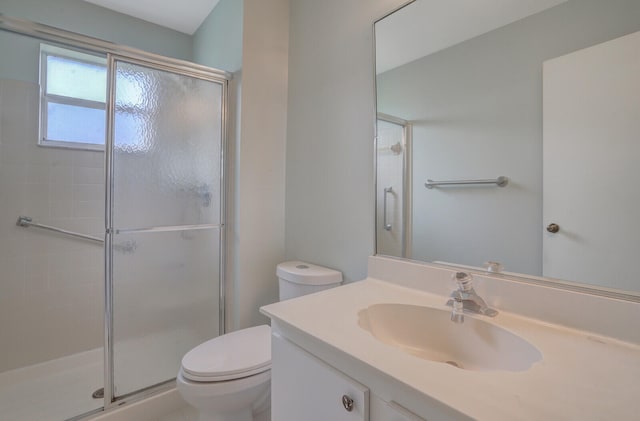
[0,348,103,421]
[0,328,209,420]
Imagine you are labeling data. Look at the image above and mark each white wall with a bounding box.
[193,0,290,330]
[285,0,407,283]
[229,0,289,329]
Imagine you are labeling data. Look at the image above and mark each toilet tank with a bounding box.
[276,261,343,301]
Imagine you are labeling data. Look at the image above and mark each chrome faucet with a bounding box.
[447,272,498,323]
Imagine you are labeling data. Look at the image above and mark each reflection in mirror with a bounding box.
[375,0,640,295]
[376,114,412,258]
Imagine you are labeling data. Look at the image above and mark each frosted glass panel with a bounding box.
[112,229,220,397]
[110,59,224,398]
[112,61,223,229]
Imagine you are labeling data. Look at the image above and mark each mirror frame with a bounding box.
[372,0,640,303]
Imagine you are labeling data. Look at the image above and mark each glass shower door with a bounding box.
[107,57,225,398]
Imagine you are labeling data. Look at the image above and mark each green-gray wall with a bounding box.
[193,0,243,71]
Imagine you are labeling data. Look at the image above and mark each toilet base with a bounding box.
[177,370,270,421]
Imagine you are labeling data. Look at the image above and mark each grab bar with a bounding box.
[425,176,509,189]
[16,216,103,244]
[383,187,393,231]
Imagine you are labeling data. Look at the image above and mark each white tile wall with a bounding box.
[0,78,104,372]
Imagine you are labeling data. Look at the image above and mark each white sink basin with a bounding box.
[358,303,541,371]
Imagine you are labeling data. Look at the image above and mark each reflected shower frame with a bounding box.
[376,113,413,258]
[0,14,230,420]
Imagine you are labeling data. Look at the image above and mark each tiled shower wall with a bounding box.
[0,79,104,372]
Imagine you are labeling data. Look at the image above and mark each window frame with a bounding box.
[38,44,108,151]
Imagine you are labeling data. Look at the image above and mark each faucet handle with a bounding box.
[452,272,473,291]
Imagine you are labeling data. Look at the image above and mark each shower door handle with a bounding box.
[383,187,393,231]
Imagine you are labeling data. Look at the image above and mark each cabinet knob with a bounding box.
[342,395,354,412]
[547,223,560,233]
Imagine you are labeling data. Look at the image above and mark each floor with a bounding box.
[156,406,198,421]
[156,406,271,421]
[0,348,103,421]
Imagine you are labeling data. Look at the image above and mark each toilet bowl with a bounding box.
[177,262,342,421]
[177,325,271,421]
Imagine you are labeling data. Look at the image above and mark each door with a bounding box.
[106,56,226,398]
[542,31,640,290]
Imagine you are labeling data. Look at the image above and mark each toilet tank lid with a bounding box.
[277,261,343,285]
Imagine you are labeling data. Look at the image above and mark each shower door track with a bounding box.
[0,15,230,420]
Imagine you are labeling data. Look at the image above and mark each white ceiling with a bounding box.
[376,0,568,74]
[83,0,221,35]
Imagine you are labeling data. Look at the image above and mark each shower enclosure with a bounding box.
[0,16,227,420]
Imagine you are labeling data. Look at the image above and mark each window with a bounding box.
[39,44,107,150]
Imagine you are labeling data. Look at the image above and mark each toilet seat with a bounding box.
[181,325,271,382]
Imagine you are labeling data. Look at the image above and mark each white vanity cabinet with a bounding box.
[271,333,369,421]
[272,332,431,421]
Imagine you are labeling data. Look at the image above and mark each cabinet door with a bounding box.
[272,334,369,421]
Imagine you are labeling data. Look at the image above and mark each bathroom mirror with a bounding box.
[374,0,640,297]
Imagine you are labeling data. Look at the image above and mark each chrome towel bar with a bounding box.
[425,176,509,189]
[16,216,103,243]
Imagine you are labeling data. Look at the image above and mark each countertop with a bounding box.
[261,278,640,420]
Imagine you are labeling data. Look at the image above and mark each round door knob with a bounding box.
[342,395,354,412]
[547,223,560,233]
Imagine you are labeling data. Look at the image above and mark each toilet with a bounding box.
[177,261,342,421]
